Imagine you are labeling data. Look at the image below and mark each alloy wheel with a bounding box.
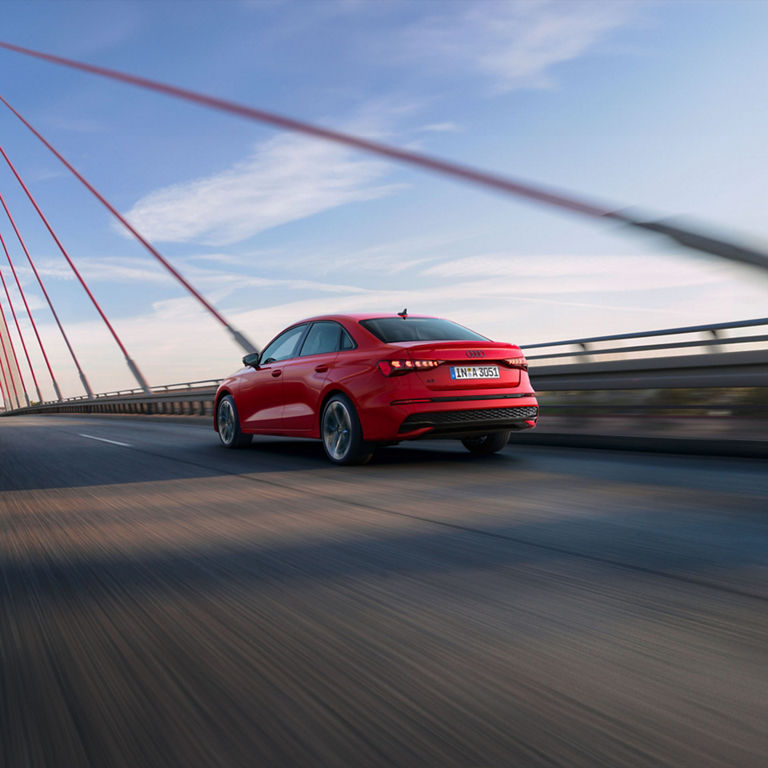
[218,399,235,445]
[323,400,352,461]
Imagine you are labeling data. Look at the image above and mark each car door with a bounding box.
[280,321,344,433]
[238,324,308,432]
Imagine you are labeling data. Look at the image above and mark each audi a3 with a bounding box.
[214,312,538,464]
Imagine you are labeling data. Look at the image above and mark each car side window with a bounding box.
[260,325,307,364]
[340,329,356,351]
[299,322,341,357]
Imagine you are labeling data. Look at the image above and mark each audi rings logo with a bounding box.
[465,350,485,358]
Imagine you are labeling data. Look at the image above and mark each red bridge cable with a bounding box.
[3,40,768,273]
[0,229,45,402]
[0,152,93,400]
[0,261,31,406]
[0,148,112,397]
[0,194,63,402]
[0,95,257,354]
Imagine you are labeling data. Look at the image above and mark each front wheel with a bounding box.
[217,395,252,449]
[321,394,373,465]
[461,431,511,456]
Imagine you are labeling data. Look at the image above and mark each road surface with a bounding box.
[1,414,767,767]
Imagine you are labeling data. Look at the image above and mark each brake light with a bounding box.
[500,356,528,370]
[378,359,443,376]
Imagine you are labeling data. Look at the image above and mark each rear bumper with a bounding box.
[358,392,539,441]
[398,405,538,438]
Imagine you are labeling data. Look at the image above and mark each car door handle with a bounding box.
[314,364,329,373]
[271,369,282,377]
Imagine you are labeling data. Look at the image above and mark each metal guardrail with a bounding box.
[521,317,768,391]
[522,317,768,359]
[58,378,223,401]
[2,318,767,417]
[528,349,768,390]
[11,382,223,416]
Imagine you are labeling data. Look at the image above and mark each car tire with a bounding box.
[217,395,252,449]
[461,431,511,455]
[321,394,373,465]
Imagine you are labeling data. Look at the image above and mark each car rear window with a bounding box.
[360,318,488,343]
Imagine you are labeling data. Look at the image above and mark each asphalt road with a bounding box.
[2,414,767,767]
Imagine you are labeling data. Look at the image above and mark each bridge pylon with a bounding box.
[0,306,26,409]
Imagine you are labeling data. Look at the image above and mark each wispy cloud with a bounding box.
[179,249,283,267]
[121,131,403,246]
[33,253,376,313]
[44,117,106,134]
[405,0,635,91]
[277,233,456,277]
[1,291,46,316]
[422,252,727,293]
[25,165,70,184]
[36,257,173,286]
[418,122,462,133]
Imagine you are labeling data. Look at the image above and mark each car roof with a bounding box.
[296,313,440,324]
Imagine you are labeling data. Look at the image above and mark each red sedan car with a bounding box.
[214,313,538,464]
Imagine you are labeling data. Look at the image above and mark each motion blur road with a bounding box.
[2,414,767,767]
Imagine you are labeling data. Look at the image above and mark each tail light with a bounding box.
[378,359,443,376]
[500,356,528,371]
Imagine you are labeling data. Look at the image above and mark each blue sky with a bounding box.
[1,0,767,399]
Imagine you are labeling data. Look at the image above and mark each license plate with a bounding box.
[450,365,500,380]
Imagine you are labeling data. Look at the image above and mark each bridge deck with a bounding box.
[2,415,767,767]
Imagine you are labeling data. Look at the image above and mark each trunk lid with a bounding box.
[388,340,523,391]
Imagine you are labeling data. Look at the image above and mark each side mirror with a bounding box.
[242,352,260,369]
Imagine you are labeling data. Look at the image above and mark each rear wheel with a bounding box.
[321,394,373,465]
[461,431,511,455]
[217,395,252,449]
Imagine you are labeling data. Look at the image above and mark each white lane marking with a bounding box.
[79,433,132,448]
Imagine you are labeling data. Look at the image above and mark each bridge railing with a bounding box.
[10,380,223,416]
[522,317,768,361]
[522,317,768,391]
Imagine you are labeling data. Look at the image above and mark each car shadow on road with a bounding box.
[3,500,768,609]
[247,437,520,466]
[0,427,523,491]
